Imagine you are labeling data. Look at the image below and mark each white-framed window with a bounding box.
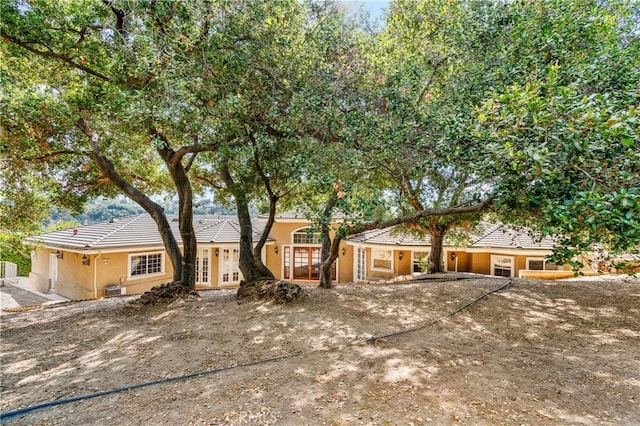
[292,228,323,245]
[526,257,558,271]
[371,248,393,271]
[220,248,241,285]
[128,252,164,278]
[491,255,514,277]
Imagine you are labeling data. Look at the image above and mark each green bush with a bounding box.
[0,233,32,277]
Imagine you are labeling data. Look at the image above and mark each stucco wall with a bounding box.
[28,249,90,298]
[338,243,353,283]
[397,250,412,276]
[446,251,470,273]
[98,250,174,296]
[519,270,577,279]
[263,243,281,281]
[61,252,93,298]
[208,248,220,288]
[28,249,51,292]
[469,253,491,275]
[467,252,564,277]
[33,249,175,299]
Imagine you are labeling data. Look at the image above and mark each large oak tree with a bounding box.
[1,0,315,288]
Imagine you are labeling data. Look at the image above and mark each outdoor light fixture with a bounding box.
[451,253,457,261]
[215,249,219,257]
[342,247,346,256]
[81,254,90,266]
[274,246,279,254]
[55,250,63,259]
[399,251,404,261]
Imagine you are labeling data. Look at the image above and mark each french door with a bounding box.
[285,246,336,281]
[356,247,366,281]
[220,248,241,285]
[195,248,210,286]
[293,247,321,280]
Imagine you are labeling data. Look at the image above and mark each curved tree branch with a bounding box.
[2,33,112,82]
[249,134,279,255]
[416,55,448,105]
[101,0,127,37]
[344,198,493,237]
[173,143,220,165]
[318,185,340,288]
[183,152,197,173]
[23,150,88,162]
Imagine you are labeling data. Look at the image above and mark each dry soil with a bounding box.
[1,276,639,425]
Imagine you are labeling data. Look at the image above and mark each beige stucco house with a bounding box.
[24,213,350,300]
[346,224,572,283]
[24,213,570,300]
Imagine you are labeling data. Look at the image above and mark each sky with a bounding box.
[358,0,390,21]
[340,0,391,25]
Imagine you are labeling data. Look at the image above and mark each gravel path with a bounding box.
[0,284,52,312]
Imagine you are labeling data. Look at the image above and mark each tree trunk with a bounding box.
[319,248,334,288]
[148,210,182,283]
[319,263,333,288]
[221,159,275,283]
[318,188,339,288]
[171,171,196,288]
[78,118,182,282]
[252,195,277,275]
[156,135,197,289]
[236,194,275,282]
[427,226,448,274]
[319,238,340,288]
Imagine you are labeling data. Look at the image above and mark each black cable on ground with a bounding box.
[0,353,301,422]
[364,278,511,342]
[0,279,511,423]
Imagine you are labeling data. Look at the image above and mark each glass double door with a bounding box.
[293,247,322,280]
[289,246,336,281]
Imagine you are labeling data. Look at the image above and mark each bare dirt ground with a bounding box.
[1,276,639,425]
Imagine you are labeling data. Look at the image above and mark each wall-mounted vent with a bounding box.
[104,285,126,297]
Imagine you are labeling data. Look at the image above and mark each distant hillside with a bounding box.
[47,197,238,226]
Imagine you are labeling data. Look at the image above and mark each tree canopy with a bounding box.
[475,0,640,264]
[2,0,638,289]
